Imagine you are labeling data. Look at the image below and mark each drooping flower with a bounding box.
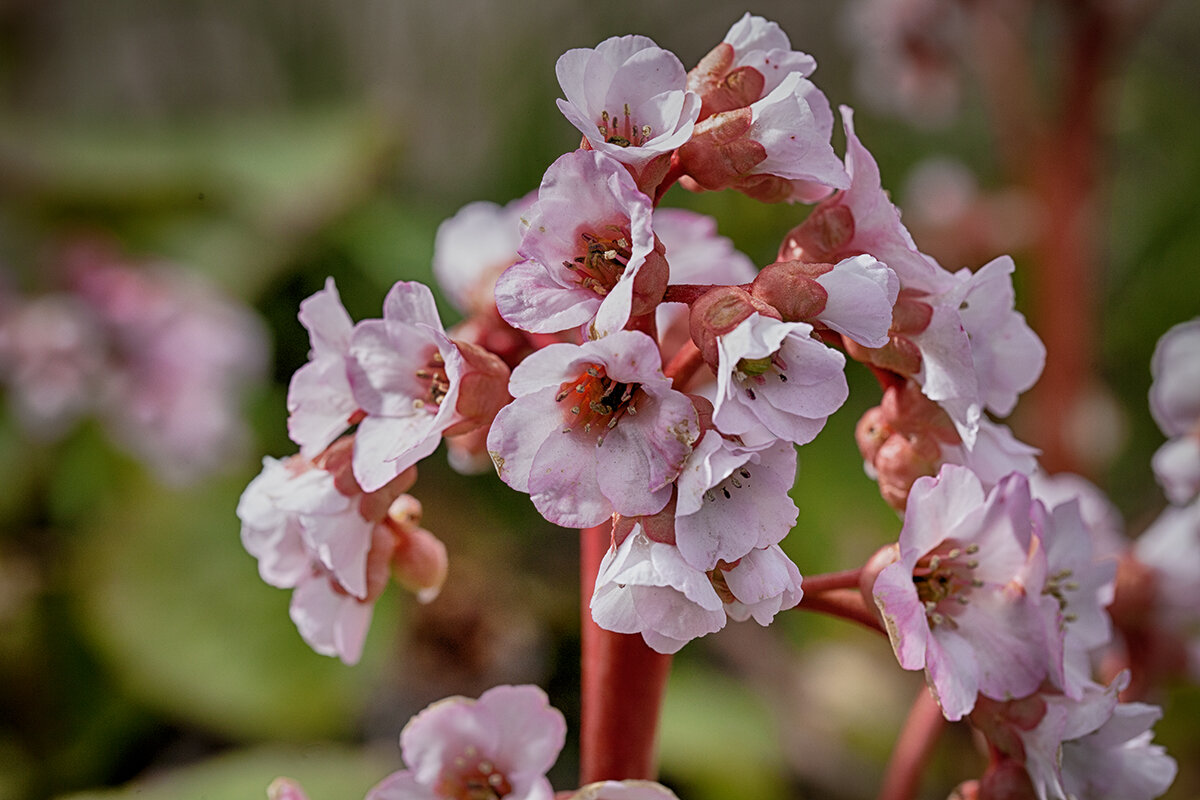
[555,35,700,184]
[872,465,1050,720]
[433,195,532,318]
[488,330,698,528]
[567,781,680,800]
[712,313,848,445]
[366,685,566,800]
[495,150,667,337]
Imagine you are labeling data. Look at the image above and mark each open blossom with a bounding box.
[366,685,566,800]
[1149,318,1200,505]
[673,430,798,570]
[555,35,699,180]
[712,313,848,445]
[495,150,667,337]
[433,195,532,318]
[591,523,801,653]
[872,465,1050,720]
[348,281,509,492]
[487,330,698,528]
[1014,676,1176,800]
[237,440,446,664]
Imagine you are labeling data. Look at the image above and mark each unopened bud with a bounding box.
[689,286,779,366]
[445,339,511,437]
[875,432,942,510]
[855,406,894,464]
[778,203,855,262]
[629,237,670,317]
[676,108,767,192]
[392,524,449,604]
[751,260,832,322]
[268,778,311,800]
[859,543,900,608]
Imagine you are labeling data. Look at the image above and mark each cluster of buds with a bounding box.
[238,12,1185,799]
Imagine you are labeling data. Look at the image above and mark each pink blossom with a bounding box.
[288,278,359,458]
[812,254,899,348]
[1133,500,1200,680]
[433,196,532,317]
[267,777,312,800]
[495,151,666,336]
[1015,675,1176,800]
[1029,470,1127,561]
[712,313,848,445]
[487,330,698,528]
[1149,318,1200,504]
[872,465,1050,720]
[673,430,798,570]
[590,523,727,654]
[366,685,566,800]
[719,544,804,625]
[555,36,700,177]
[347,282,469,492]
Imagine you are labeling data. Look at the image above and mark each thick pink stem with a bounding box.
[877,686,946,800]
[579,524,673,783]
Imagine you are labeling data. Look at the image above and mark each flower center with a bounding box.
[912,542,982,629]
[555,362,641,441]
[598,103,654,147]
[436,749,513,800]
[562,229,632,297]
[734,351,789,400]
[413,351,450,411]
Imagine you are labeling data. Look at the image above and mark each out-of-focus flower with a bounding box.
[1149,318,1200,505]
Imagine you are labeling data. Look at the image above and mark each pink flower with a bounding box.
[1133,500,1200,680]
[237,441,445,664]
[288,278,359,458]
[1014,675,1176,800]
[433,196,532,317]
[712,313,848,445]
[348,281,509,492]
[366,685,566,800]
[568,781,680,800]
[673,430,798,570]
[872,465,1050,720]
[1149,318,1200,505]
[719,544,804,625]
[267,777,312,800]
[495,151,666,336]
[487,330,698,528]
[590,523,727,654]
[555,36,700,177]
[694,14,818,112]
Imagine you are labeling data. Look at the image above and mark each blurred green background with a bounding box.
[0,1,1198,799]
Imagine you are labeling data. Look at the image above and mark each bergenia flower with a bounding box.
[673,430,798,570]
[556,35,700,177]
[718,544,804,625]
[568,781,680,800]
[487,330,698,528]
[872,465,1050,720]
[712,313,849,445]
[495,150,666,337]
[433,195,532,317]
[688,13,818,119]
[348,281,510,492]
[287,277,359,458]
[1149,318,1200,505]
[1014,675,1176,800]
[366,685,566,800]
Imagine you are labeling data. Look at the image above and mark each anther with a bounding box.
[966,559,979,569]
[722,487,731,499]
[730,477,742,489]
[965,544,980,554]
[739,468,751,479]
[746,387,757,400]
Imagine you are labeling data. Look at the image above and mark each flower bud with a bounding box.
[875,431,941,510]
[750,260,832,322]
[688,286,779,366]
[859,542,900,608]
[778,203,855,262]
[388,501,449,605]
[444,339,511,437]
[676,108,767,192]
[855,406,894,464]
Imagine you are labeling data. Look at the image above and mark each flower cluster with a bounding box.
[242,13,1182,798]
[0,240,267,483]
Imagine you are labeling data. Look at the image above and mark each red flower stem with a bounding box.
[798,567,863,594]
[794,588,885,634]
[876,686,946,800]
[579,524,673,783]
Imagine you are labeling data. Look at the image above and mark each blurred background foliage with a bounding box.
[0,1,1197,799]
